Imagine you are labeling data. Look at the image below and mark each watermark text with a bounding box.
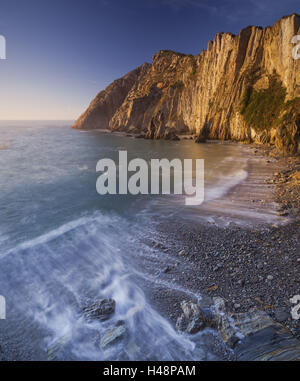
[0,295,6,319]
[96,151,204,205]
[292,35,300,60]
[290,295,300,320]
[0,35,6,60]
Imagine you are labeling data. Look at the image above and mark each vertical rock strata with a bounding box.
[73,14,300,154]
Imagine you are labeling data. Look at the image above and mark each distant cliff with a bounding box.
[73,14,300,154]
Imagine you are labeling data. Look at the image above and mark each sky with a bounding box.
[0,0,299,120]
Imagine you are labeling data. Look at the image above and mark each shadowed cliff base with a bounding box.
[73,13,300,155]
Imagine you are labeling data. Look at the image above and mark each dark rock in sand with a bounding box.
[176,300,216,334]
[83,298,116,322]
[274,308,290,323]
[214,297,300,360]
[176,297,300,360]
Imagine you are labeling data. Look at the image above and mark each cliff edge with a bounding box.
[73,14,300,154]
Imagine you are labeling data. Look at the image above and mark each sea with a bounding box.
[0,120,251,360]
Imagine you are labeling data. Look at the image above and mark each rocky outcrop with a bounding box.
[83,298,116,322]
[73,14,300,154]
[73,65,149,130]
[176,297,300,361]
[176,300,216,334]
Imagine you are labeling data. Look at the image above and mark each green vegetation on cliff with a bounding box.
[283,97,300,121]
[240,76,287,131]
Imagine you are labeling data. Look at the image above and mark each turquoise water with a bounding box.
[0,121,247,360]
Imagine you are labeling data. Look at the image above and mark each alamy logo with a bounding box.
[0,35,6,60]
[0,295,6,319]
[96,151,204,205]
[290,295,300,320]
[292,35,300,60]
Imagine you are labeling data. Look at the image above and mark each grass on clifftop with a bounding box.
[240,75,287,131]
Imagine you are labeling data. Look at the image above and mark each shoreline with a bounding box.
[42,131,300,358]
[1,127,299,360]
[134,145,300,356]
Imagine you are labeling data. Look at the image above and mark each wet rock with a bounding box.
[194,134,206,143]
[236,324,300,361]
[198,295,214,309]
[83,298,116,322]
[212,297,300,360]
[213,297,240,348]
[163,129,180,141]
[274,308,290,323]
[176,300,216,334]
[176,314,189,332]
[47,333,73,361]
[100,322,127,350]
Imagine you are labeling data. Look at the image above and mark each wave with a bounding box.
[0,211,223,360]
[205,169,248,202]
[1,213,104,259]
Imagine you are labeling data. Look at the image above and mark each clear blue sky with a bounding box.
[0,0,299,120]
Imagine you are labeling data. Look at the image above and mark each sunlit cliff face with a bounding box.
[74,14,300,154]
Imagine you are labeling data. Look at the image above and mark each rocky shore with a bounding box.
[135,147,300,360]
[176,298,300,360]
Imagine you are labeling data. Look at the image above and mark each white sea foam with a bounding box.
[205,169,248,201]
[0,211,214,360]
[1,213,103,259]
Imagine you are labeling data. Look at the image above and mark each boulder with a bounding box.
[83,298,116,322]
[176,296,300,360]
[213,297,300,360]
[176,300,216,334]
[163,129,180,141]
[100,321,127,350]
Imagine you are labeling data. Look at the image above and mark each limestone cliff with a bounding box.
[73,64,148,130]
[73,14,300,154]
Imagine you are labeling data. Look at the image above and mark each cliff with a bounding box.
[73,14,300,154]
[73,65,147,130]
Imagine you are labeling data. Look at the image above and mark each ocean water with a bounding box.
[0,121,248,360]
